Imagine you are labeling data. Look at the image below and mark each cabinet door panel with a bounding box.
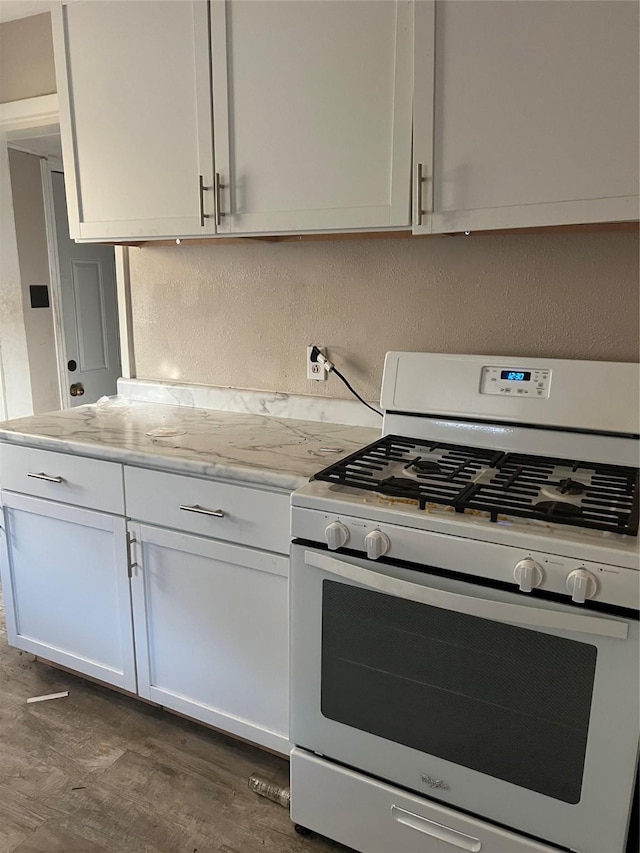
[130,524,289,754]
[0,492,136,692]
[415,0,640,233]
[212,0,412,234]
[54,1,215,240]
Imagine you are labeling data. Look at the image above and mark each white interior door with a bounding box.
[51,170,121,406]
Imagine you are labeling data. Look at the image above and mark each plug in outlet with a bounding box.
[307,346,327,381]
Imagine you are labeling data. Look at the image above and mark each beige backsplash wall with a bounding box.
[129,232,639,402]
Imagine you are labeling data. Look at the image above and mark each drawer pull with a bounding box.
[391,805,481,851]
[179,504,225,518]
[27,472,64,484]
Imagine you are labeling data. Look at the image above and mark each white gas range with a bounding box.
[289,353,639,853]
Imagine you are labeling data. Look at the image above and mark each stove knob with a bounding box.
[365,530,390,560]
[513,558,544,593]
[325,522,349,551]
[566,569,597,604]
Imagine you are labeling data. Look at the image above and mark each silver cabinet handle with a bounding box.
[27,472,64,484]
[179,504,225,518]
[416,162,427,226]
[198,175,212,227]
[214,172,226,226]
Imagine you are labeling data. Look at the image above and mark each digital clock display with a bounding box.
[500,370,531,382]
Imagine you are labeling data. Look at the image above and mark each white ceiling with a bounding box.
[11,133,62,160]
[0,0,55,24]
[7,124,63,160]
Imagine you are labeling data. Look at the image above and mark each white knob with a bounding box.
[365,530,390,560]
[324,522,349,551]
[513,558,544,593]
[566,569,597,604]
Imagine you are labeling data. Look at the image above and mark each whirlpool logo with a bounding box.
[421,774,450,790]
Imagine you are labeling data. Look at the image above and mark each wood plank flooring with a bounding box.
[0,590,346,853]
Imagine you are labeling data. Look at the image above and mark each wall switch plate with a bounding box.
[307,346,327,381]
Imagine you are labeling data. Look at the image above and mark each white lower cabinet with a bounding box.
[0,491,136,692]
[129,522,290,754]
[0,449,291,754]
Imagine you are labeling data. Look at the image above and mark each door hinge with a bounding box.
[126,531,138,578]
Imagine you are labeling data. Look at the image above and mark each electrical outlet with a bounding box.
[307,345,327,381]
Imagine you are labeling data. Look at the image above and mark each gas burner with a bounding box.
[554,478,586,496]
[539,484,582,505]
[404,457,443,476]
[534,501,583,518]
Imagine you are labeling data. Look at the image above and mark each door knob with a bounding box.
[70,383,85,397]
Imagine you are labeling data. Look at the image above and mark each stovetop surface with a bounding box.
[312,434,640,537]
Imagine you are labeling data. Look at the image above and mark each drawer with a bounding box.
[124,466,290,554]
[0,444,124,515]
[290,748,562,853]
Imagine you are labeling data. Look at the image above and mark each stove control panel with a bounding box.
[480,366,551,399]
[293,506,638,610]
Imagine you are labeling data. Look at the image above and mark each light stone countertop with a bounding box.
[0,400,379,491]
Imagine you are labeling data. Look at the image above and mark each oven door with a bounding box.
[290,543,640,853]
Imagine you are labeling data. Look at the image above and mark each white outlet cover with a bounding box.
[307,346,327,381]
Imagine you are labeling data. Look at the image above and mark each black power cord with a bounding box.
[310,347,383,418]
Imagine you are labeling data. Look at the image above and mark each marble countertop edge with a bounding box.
[0,401,379,493]
[0,428,309,492]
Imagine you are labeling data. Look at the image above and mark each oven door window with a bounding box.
[321,580,597,804]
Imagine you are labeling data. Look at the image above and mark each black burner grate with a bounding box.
[314,435,502,509]
[313,435,639,536]
[467,453,640,535]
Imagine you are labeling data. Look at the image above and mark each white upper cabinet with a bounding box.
[53,1,216,240]
[210,0,413,234]
[414,0,640,234]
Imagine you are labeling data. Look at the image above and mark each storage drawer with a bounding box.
[290,748,562,853]
[124,466,290,554]
[0,444,124,515]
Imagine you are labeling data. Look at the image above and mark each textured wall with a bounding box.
[0,142,33,419]
[129,231,639,402]
[0,13,56,103]
[8,149,60,414]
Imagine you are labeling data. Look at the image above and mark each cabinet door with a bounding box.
[53,1,216,241]
[414,0,640,234]
[129,523,289,754]
[0,492,136,692]
[211,0,413,234]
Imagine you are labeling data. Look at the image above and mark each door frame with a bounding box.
[0,94,135,412]
[40,157,71,408]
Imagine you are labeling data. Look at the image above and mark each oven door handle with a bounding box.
[305,551,629,640]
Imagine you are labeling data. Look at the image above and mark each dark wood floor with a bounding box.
[0,590,345,853]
